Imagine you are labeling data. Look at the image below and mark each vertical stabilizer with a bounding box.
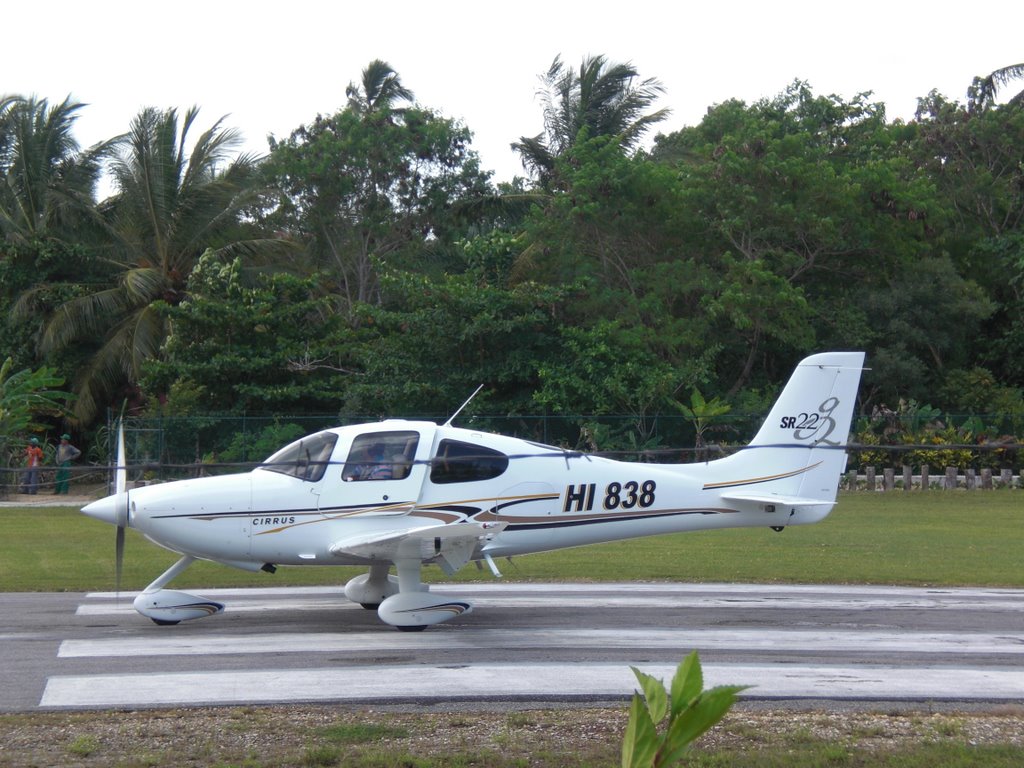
[709,352,865,514]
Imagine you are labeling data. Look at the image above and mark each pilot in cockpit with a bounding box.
[344,442,394,481]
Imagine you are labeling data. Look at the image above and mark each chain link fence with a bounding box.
[2,409,1021,496]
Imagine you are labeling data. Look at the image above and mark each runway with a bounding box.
[3,582,1023,711]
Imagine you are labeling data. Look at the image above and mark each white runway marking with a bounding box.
[84,583,1024,598]
[75,583,1024,616]
[40,663,1024,708]
[58,628,1024,658]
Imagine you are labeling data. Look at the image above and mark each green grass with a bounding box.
[1,492,1021,592]
[320,723,410,745]
[688,741,1024,767]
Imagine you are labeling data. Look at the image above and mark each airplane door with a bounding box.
[315,425,436,515]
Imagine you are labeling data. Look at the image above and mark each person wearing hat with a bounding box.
[21,437,44,495]
[55,434,82,495]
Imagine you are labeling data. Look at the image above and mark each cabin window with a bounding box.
[430,439,509,484]
[261,431,338,482]
[343,431,419,481]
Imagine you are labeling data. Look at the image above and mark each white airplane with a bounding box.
[82,351,864,631]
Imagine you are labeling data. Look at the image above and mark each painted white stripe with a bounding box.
[57,628,1024,659]
[83,583,1024,599]
[75,591,1024,616]
[39,662,1024,708]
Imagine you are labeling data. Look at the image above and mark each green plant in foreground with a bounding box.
[622,651,747,767]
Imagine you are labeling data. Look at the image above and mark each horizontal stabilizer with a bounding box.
[720,492,836,510]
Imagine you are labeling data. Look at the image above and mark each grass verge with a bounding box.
[1,492,1021,591]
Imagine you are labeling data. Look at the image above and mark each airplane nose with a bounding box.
[82,495,120,526]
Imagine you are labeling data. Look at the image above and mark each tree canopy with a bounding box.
[2,58,1023,462]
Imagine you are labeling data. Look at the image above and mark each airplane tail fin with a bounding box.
[705,352,865,522]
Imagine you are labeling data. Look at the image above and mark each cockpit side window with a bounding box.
[261,431,338,482]
[343,431,419,482]
[430,439,509,484]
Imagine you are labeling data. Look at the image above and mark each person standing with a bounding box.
[21,437,44,495]
[55,434,81,494]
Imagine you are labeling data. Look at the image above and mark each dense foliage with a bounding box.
[2,59,1024,463]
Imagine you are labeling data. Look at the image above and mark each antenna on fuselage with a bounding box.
[443,384,484,427]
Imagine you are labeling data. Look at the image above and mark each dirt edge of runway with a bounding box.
[2,702,1023,767]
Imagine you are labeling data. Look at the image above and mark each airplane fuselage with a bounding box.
[115,421,827,570]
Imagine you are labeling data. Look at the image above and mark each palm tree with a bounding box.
[345,59,414,115]
[0,94,114,245]
[968,62,1024,113]
[512,54,670,184]
[23,106,280,423]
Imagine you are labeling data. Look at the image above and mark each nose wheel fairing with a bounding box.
[132,555,225,625]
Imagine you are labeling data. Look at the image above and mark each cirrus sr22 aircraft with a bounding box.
[82,351,864,631]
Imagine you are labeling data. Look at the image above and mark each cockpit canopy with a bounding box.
[260,426,512,485]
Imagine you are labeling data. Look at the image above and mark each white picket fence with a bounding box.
[844,466,1021,491]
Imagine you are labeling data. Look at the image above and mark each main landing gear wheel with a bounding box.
[395,624,428,632]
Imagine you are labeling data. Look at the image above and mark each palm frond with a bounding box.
[521,53,669,175]
[39,287,135,354]
[119,266,169,305]
[347,60,414,114]
[968,63,1024,112]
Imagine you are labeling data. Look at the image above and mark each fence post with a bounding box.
[865,466,876,491]
[921,464,930,490]
[944,466,957,490]
[847,468,858,491]
[981,468,993,490]
[966,468,976,490]
[1000,468,1012,488]
[883,468,895,492]
[902,465,913,491]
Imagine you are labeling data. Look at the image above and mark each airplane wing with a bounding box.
[328,521,507,575]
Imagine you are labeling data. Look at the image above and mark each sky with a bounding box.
[4,0,1022,186]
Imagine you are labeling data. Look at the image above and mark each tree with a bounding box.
[263,64,492,313]
[345,59,414,115]
[675,389,731,462]
[0,356,69,437]
[142,251,355,415]
[532,320,684,450]
[341,262,572,418]
[512,54,669,187]
[0,94,112,245]
[653,83,943,391]
[857,255,995,400]
[914,90,1024,240]
[912,90,1024,389]
[0,357,71,482]
[968,62,1024,113]
[0,95,116,375]
[17,106,278,424]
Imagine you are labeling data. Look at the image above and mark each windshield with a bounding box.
[261,431,339,482]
